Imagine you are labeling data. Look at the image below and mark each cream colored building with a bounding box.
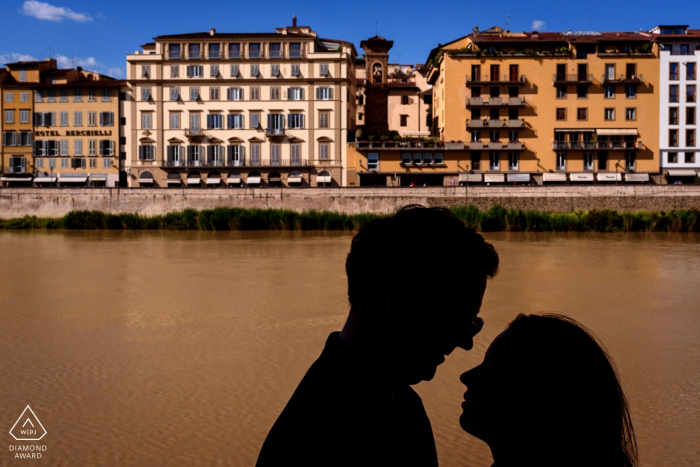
[125,17,357,187]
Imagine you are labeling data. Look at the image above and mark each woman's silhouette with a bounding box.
[460,313,637,467]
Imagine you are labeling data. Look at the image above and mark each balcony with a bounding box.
[469,141,484,150]
[488,141,503,150]
[168,52,181,60]
[601,74,643,84]
[487,119,504,128]
[552,74,594,85]
[184,128,206,138]
[465,75,527,85]
[467,96,525,107]
[467,119,485,128]
[551,141,642,150]
[266,128,285,136]
[507,119,524,128]
[162,157,310,168]
[507,141,524,150]
[9,166,27,174]
[353,141,449,150]
[488,97,502,106]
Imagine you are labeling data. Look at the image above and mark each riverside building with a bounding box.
[1,58,124,187]
[652,25,700,184]
[125,17,357,188]
[418,26,660,185]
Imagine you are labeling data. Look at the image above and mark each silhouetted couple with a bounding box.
[257,205,637,467]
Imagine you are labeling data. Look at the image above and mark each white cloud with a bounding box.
[55,54,100,69]
[0,52,39,65]
[531,20,546,31]
[106,68,124,77]
[21,1,92,22]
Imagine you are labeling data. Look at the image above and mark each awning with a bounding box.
[91,175,107,181]
[570,173,594,182]
[507,173,530,182]
[1,177,32,182]
[206,178,221,185]
[60,176,88,183]
[227,175,242,183]
[625,173,649,182]
[459,173,482,182]
[543,173,567,182]
[139,179,154,184]
[167,180,181,185]
[247,176,262,184]
[34,176,57,182]
[555,129,595,132]
[597,173,622,181]
[596,129,638,136]
[484,174,505,183]
[288,176,303,184]
[317,175,332,183]
[269,176,282,183]
[666,169,696,177]
[187,178,201,185]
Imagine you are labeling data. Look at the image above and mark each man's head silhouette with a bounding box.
[343,205,499,385]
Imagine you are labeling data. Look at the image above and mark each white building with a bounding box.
[653,25,700,183]
[125,17,357,187]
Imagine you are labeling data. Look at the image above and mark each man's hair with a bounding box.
[345,205,499,310]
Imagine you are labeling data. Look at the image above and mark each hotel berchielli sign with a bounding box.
[34,130,113,137]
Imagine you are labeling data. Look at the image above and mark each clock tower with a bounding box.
[360,35,394,133]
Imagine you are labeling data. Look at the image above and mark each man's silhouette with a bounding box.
[256,205,499,467]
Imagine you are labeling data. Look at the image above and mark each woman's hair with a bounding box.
[500,314,637,467]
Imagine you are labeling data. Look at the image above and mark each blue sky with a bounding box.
[1,0,699,78]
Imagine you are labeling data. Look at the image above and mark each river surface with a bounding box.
[0,231,699,467]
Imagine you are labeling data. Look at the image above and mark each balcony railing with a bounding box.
[508,119,524,128]
[163,157,310,168]
[188,51,201,59]
[601,74,643,84]
[552,74,594,84]
[266,128,285,136]
[168,52,181,60]
[353,141,447,150]
[465,75,527,85]
[469,141,484,150]
[184,128,206,137]
[269,50,282,59]
[467,96,525,107]
[9,166,26,174]
[551,141,642,150]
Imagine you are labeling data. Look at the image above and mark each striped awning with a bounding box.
[542,173,567,182]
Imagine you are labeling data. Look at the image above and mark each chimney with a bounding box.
[532,31,539,39]
[210,28,216,36]
[293,14,297,27]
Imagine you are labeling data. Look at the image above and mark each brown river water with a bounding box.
[0,231,699,467]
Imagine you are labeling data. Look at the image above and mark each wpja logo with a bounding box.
[8,406,47,459]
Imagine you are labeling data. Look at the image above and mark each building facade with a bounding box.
[125,18,357,188]
[1,58,123,187]
[420,26,659,185]
[653,25,700,183]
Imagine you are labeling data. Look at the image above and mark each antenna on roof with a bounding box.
[72,54,75,69]
[506,12,511,30]
[376,21,378,36]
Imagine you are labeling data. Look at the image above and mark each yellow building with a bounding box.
[422,26,659,185]
[1,58,124,187]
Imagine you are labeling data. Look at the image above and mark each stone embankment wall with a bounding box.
[1,186,700,218]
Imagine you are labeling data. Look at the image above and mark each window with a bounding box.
[138,146,155,161]
[681,44,690,55]
[186,65,203,78]
[60,91,70,102]
[626,108,636,121]
[508,153,518,171]
[188,44,200,59]
[250,144,260,165]
[685,152,695,163]
[400,115,408,127]
[688,63,697,81]
[687,107,696,125]
[291,64,300,77]
[288,87,303,100]
[250,87,260,100]
[229,43,241,59]
[605,64,615,80]
[61,158,69,169]
[584,152,594,170]
[84,111,94,127]
[577,108,588,121]
[401,95,409,105]
[367,153,378,170]
[270,87,280,100]
[19,69,26,82]
[509,130,518,142]
[190,87,200,100]
[556,86,567,98]
[47,90,55,102]
[577,85,587,98]
[170,112,180,129]
[210,87,220,100]
[99,112,114,126]
[141,88,151,101]
[103,158,111,169]
[319,111,329,128]
[434,153,444,165]
[250,64,259,77]
[288,113,304,129]
[74,89,82,102]
[142,112,152,129]
[170,65,179,78]
[687,129,696,147]
[189,113,200,131]
[290,43,301,58]
[490,130,499,142]
[489,153,499,171]
[556,108,566,121]
[471,130,481,142]
[168,44,180,59]
[471,152,481,171]
[230,65,239,77]
[228,88,243,100]
[358,113,363,121]
[624,85,636,99]
[669,129,678,147]
[49,158,55,169]
[320,64,329,76]
[170,87,179,101]
[74,139,83,156]
[509,86,519,98]
[249,43,261,59]
[5,110,14,124]
[88,89,96,102]
[670,85,679,103]
[36,158,43,169]
[210,65,219,78]
[20,92,28,102]
[60,112,68,126]
[209,44,220,59]
[624,152,635,170]
[100,140,114,156]
[316,87,333,100]
[604,108,615,120]
[670,63,679,80]
[250,112,260,129]
[142,65,150,78]
[88,140,97,156]
[20,110,30,124]
[102,89,111,102]
[227,114,244,129]
[471,87,481,98]
[489,86,499,98]
[668,107,678,125]
[269,43,281,58]
[207,114,223,129]
[668,152,677,163]
[35,91,43,102]
[2,132,16,146]
[688,85,696,103]
[556,152,566,170]
[422,153,433,165]
[319,143,330,161]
